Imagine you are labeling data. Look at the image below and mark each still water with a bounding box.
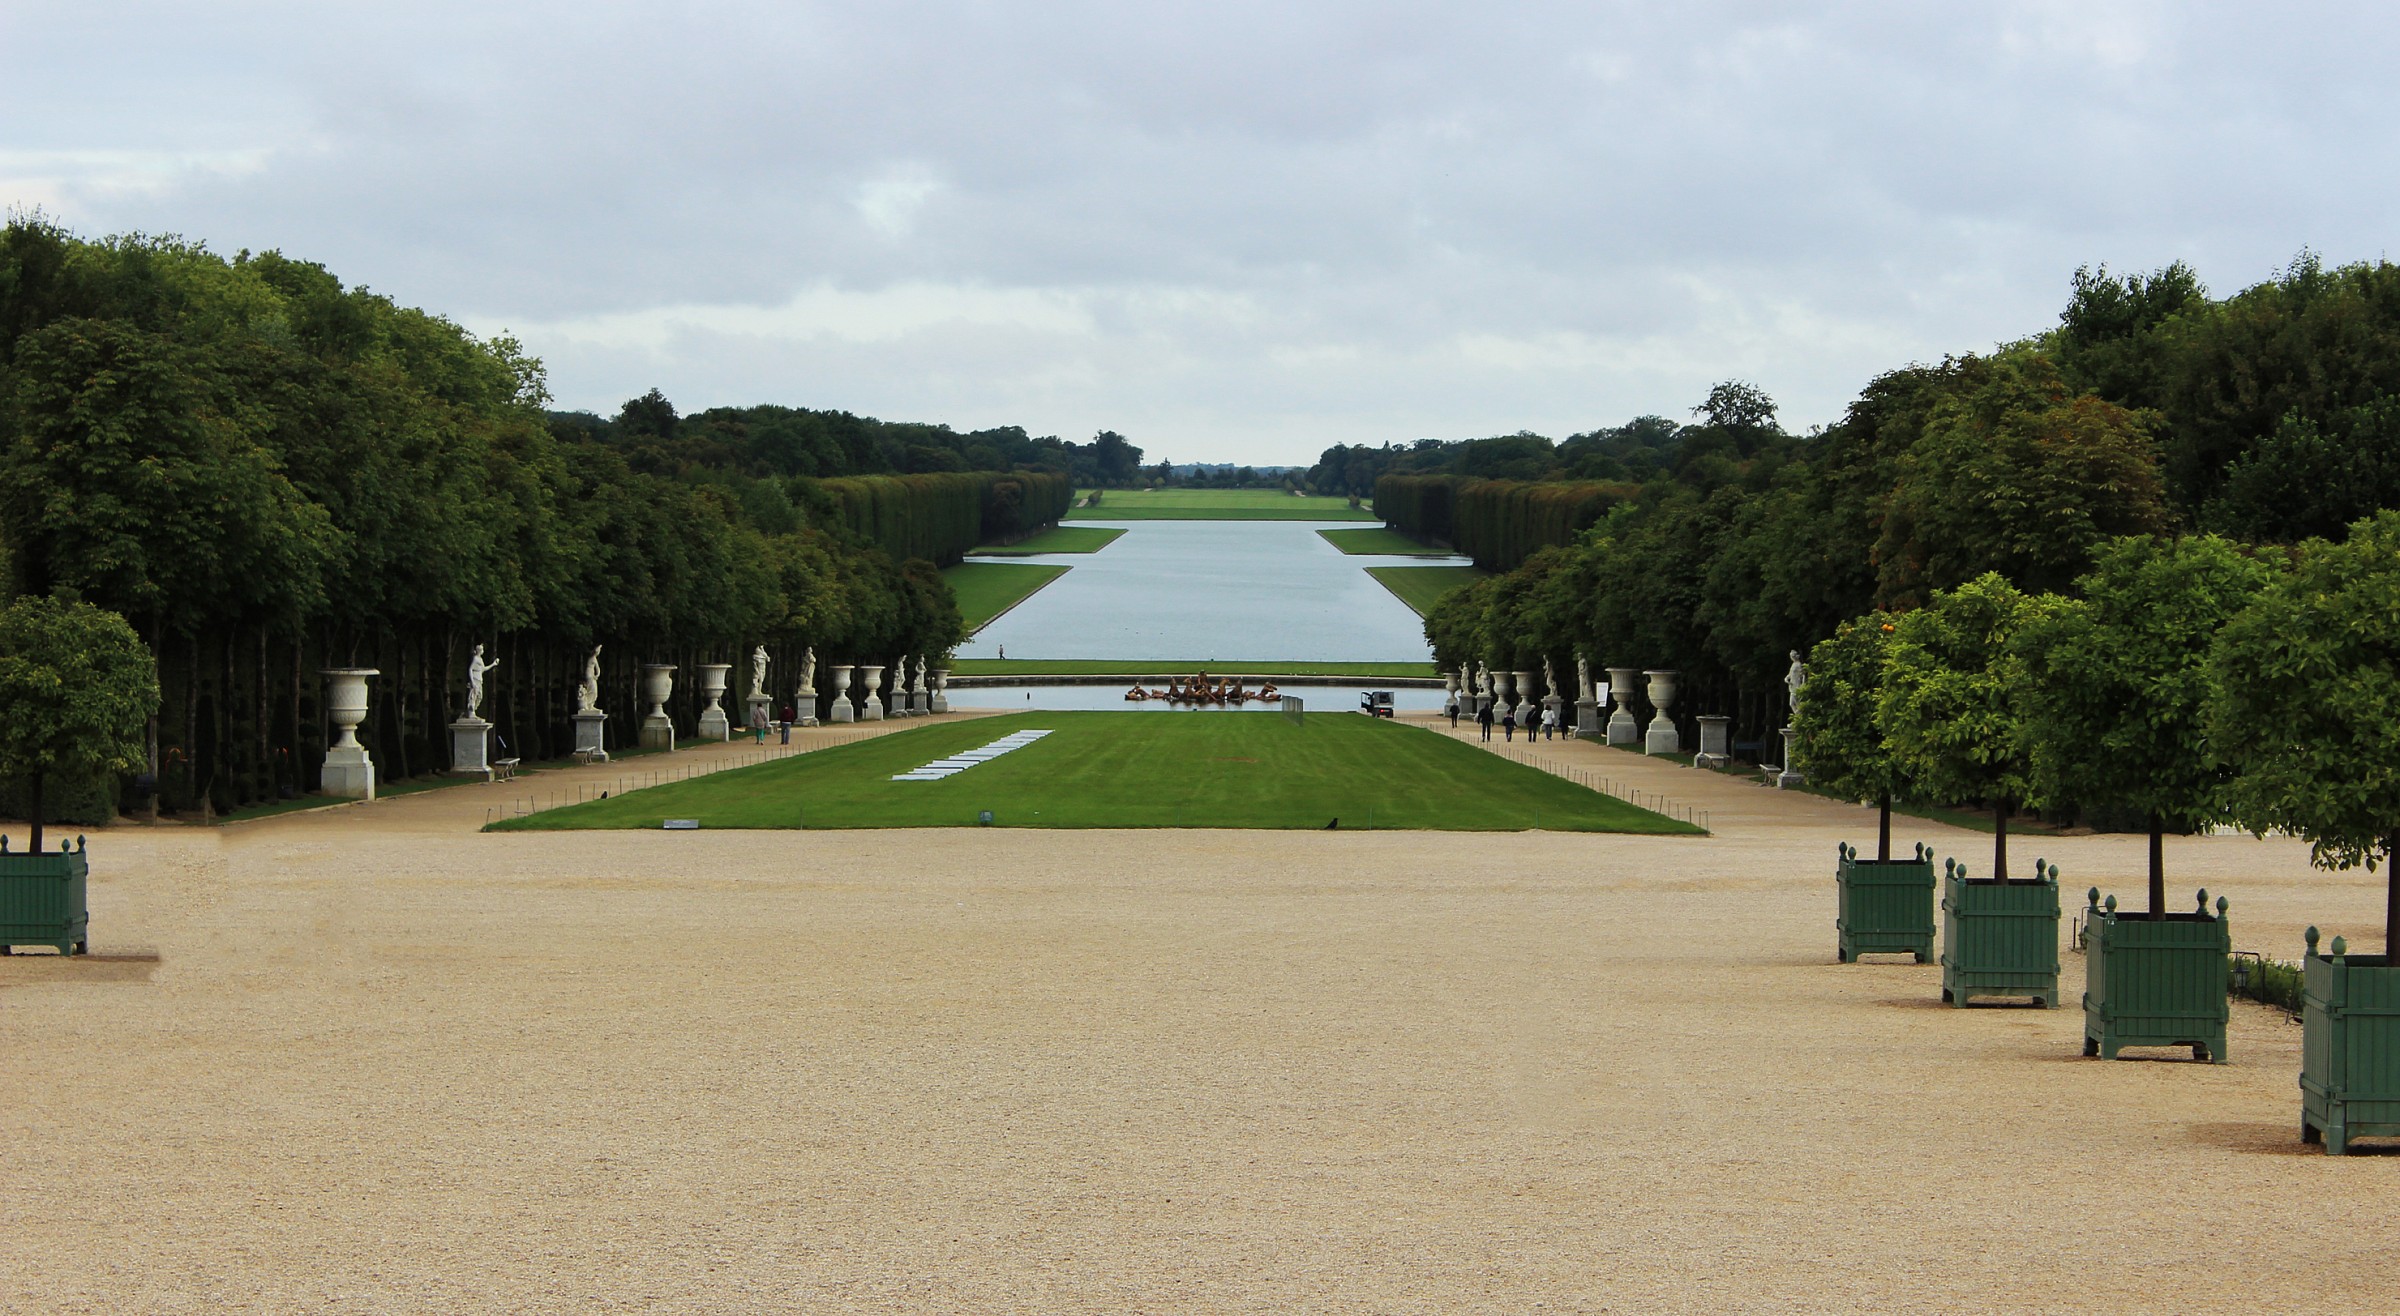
[948,684,1453,713]
[956,521,1464,662]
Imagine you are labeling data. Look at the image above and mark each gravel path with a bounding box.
[0,713,2388,1313]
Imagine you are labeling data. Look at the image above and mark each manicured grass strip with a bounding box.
[1317,527,1456,557]
[970,526,1126,556]
[1067,489,1374,521]
[948,659,1439,678]
[943,562,1070,632]
[489,710,1702,833]
[1367,565,1489,618]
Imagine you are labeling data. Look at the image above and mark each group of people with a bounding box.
[1448,693,1566,743]
[1124,673,1282,705]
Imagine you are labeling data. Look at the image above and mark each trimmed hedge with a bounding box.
[1376,474,1634,570]
[808,470,1074,565]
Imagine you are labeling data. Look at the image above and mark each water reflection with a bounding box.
[958,520,1466,661]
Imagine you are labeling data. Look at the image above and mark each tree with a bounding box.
[1877,573,2053,879]
[2207,510,2400,949]
[2015,535,2272,912]
[1795,614,1909,859]
[0,597,160,850]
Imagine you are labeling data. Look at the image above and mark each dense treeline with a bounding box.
[1414,254,2400,769]
[0,220,1053,819]
[1376,476,1636,571]
[570,389,1147,490]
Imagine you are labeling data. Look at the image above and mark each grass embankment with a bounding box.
[491,710,1700,833]
[970,526,1126,556]
[1067,490,1375,521]
[948,658,1438,679]
[1367,565,1489,618]
[942,562,1070,632]
[1317,527,1456,557]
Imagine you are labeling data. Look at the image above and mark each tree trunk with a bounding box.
[2148,814,2166,916]
[28,770,44,853]
[1992,797,2011,881]
[1877,794,1891,862]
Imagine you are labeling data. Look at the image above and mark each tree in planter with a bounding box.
[2206,511,2400,947]
[0,596,160,850]
[2015,534,2272,913]
[1878,572,2055,878]
[1795,613,1911,858]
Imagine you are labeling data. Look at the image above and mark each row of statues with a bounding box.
[450,642,920,719]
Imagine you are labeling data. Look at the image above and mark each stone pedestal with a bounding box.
[1694,714,1731,769]
[1777,727,1805,788]
[319,667,380,800]
[911,689,931,716]
[929,669,950,715]
[449,717,494,780]
[829,665,855,723]
[696,663,733,740]
[1605,667,1641,746]
[573,710,609,761]
[640,664,677,751]
[858,665,886,722]
[1576,699,1601,737]
[1643,669,1681,755]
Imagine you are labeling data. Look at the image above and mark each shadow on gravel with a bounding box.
[2186,1121,2373,1157]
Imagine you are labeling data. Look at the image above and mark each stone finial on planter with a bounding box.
[640,664,678,750]
[1605,667,1640,745]
[1642,669,1680,755]
[320,668,381,799]
[828,665,856,724]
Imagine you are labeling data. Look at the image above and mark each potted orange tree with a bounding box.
[0,596,157,956]
[1798,614,1935,963]
[2208,511,2400,1150]
[1880,573,2062,1007]
[2017,534,2269,1061]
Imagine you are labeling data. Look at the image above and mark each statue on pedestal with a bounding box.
[1542,656,1557,700]
[913,653,927,694]
[1785,648,1808,715]
[750,644,771,703]
[1578,655,1592,701]
[797,646,817,698]
[463,644,499,721]
[578,645,603,714]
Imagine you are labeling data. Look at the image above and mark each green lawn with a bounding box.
[942,562,1070,632]
[489,711,1701,834]
[1367,565,1489,618]
[970,526,1126,556]
[947,658,1438,678]
[1317,527,1455,557]
[1067,489,1375,521]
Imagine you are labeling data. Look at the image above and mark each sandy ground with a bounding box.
[1,710,2392,1314]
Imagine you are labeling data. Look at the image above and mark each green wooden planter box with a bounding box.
[2080,888,2229,1062]
[2299,929,2400,1154]
[1940,857,2060,1008]
[1836,841,1935,963]
[0,834,90,956]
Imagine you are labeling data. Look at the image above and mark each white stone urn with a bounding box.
[829,664,855,724]
[929,668,951,714]
[1642,669,1681,755]
[641,664,678,750]
[858,664,886,722]
[1605,666,1641,746]
[1514,669,1538,728]
[1495,668,1518,721]
[320,668,380,799]
[696,662,733,740]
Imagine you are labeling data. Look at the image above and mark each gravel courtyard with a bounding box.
[1,714,2389,1313]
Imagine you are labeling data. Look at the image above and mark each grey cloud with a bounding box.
[8,2,2399,459]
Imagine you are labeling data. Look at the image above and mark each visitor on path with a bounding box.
[1503,714,1515,742]
[1447,698,1460,729]
[1478,702,1494,741]
[998,644,1005,659]
[778,703,795,744]
[750,702,769,743]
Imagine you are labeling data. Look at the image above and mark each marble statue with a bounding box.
[796,646,817,699]
[750,644,771,702]
[1785,649,1808,715]
[913,653,927,694]
[463,643,499,720]
[577,645,603,714]
[1578,655,1592,701]
[1542,656,1557,699]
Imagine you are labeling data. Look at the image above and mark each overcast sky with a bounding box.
[5,2,2394,464]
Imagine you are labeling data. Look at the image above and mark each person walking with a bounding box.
[778,702,795,745]
[1477,700,1494,742]
[749,701,769,744]
[1503,711,1515,742]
